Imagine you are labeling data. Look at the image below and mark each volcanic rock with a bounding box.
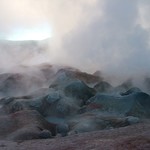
[0,90,80,118]
[64,80,95,106]
[0,110,57,141]
[50,68,102,90]
[94,81,113,93]
[114,79,133,94]
[86,92,150,118]
[120,87,141,96]
[39,130,52,139]
[68,112,136,134]
[0,73,45,97]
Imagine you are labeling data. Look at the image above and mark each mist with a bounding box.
[0,1,150,145]
[0,0,150,86]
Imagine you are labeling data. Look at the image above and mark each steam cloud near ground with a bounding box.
[0,0,150,85]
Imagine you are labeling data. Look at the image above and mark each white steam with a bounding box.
[0,0,150,81]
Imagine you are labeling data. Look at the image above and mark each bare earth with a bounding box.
[0,120,149,150]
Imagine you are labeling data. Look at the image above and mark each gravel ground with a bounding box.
[0,120,149,150]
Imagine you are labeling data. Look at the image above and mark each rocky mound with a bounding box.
[0,64,56,97]
[0,110,56,141]
[0,64,150,145]
[50,68,102,90]
[86,91,150,118]
[94,81,113,93]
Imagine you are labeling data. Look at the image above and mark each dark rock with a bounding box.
[40,94,79,117]
[120,87,141,96]
[126,116,140,125]
[8,126,40,141]
[45,117,69,136]
[45,117,66,125]
[0,110,57,140]
[1,91,80,118]
[28,98,43,110]
[68,117,102,134]
[0,97,14,105]
[93,70,102,77]
[64,80,95,105]
[50,68,102,90]
[44,92,61,104]
[114,79,133,94]
[39,130,52,139]
[94,81,113,93]
[0,98,26,114]
[86,92,150,118]
[0,73,45,97]
[68,113,131,134]
[57,123,69,137]
[118,79,133,90]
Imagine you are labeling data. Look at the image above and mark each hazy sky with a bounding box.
[0,0,150,78]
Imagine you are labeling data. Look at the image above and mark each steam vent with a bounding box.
[0,0,150,149]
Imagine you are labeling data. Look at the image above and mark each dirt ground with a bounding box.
[0,120,149,150]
